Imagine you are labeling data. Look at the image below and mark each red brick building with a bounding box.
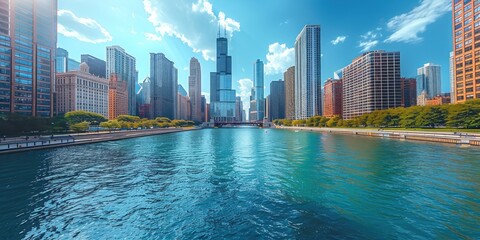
[400,78,417,107]
[108,74,128,120]
[323,78,343,117]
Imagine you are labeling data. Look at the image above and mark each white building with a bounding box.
[189,57,202,122]
[417,63,441,101]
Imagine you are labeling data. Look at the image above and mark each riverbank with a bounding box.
[277,126,480,147]
[0,128,195,155]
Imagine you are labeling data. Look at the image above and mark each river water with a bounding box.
[1,128,479,239]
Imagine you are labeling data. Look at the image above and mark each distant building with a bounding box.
[56,48,69,73]
[323,78,342,118]
[284,66,295,120]
[417,63,441,100]
[417,91,428,106]
[235,96,243,122]
[295,25,322,119]
[400,78,417,107]
[265,95,270,121]
[56,63,109,117]
[201,95,207,122]
[249,88,257,123]
[342,51,401,120]
[81,54,106,78]
[189,57,202,122]
[108,74,128,120]
[269,80,286,121]
[136,77,151,119]
[178,84,188,97]
[107,46,138,116]
[150,53,177,120]
[177,86,191,121]
[426,94,451,106]
[68,58,80,71]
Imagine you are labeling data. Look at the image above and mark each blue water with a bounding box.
[1,128,479,239]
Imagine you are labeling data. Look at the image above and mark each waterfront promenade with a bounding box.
[278,126,480,146]
[0,128,188,154]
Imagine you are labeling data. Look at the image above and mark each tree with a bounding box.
[70,121,89,132]
[116,115,141,122]
[65,111,106,124]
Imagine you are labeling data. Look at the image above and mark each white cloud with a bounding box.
[359,40,379,52]
[264,42,295,75]
[358,29,382,52]
[385,0,451,43]
[237,78,253,113]
[57,10,112,44]
[143,0,240,61]
[331,36,346,45]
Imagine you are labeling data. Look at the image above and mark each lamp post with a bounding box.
[51,122,54,138]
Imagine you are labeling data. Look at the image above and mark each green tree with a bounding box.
[70,121,90,132]
[65,111,106,124]
[116,115,141,122]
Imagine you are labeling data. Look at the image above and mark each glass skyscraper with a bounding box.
[150,53,177,120]
[417,63,441,99]
[251,59,264,121]
[210,36,236,122]
[0,0,57,117]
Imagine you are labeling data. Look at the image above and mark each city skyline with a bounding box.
[57,0,453,114]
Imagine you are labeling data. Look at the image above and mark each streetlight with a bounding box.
[51,122,54,138]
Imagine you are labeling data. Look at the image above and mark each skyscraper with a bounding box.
[400,78,417,107]
[342,51,401,120]
[295,25,321,119]
[417,63,441,99]
[284,66,295,120]
[452,0,480,102]
[210,35,236,122]
[251,59,265,121]
[235,96,243,122]
[0,0,57,117]
[269,80,285,121]
[177,84,190,120]
[150,53,177,120]
[189,57,202,122]
[323,78,342,118]
[108,74,128,120]
[106,46,137,116]
[449,52,454,104]
[56,48,69,73]
[81,54,106,78]
[136,77,151,119]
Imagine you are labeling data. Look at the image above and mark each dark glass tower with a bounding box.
[150,53,177,120]
[210,36,236,122]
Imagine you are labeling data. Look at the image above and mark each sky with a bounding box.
[58,0,453,113]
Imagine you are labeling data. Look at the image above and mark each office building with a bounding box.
[295,25,322,119]
[235,96,243,122]
[177,84,191,120]
[81,54,106,78]
[417,63,441,100]
[108,74,128,120]
[150,53,177,120]
[56,48,68,73]
[284,66,295,120]
[269,80,285,121]
[323,78,342,118]
[400,78,417,107]
[106,46,137,116]
[342,51,401,120]
[0,0,57,117]
[136,77,151,119]
[189,57,202,122]
[265,95,270,121]
[449,51,454,104]
[249,87,257,122]
[453,0,480,102]
[55,63,109,117]
[201,95,207,122]
[251,59,265,121]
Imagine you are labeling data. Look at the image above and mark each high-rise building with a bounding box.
[400,78,417,107]
[295,25,322,119]
[189,57,202,122]
[81,54,106,78]
[453,0,480,102]
[108,74,128,120]
[417,63,441,100]
[177,84,191,120]
[210,35,236,122]
[284,66,295,120]
[178,84,188,97]
[0,0,57,117]
[323,78,342,118]
[136,77,151,119]
[265,95,270,121]
[150,53,177,120]
[449,51,455,104]
[249,87,257,122]
[56,63,109,117]
[235,96,243,122]
[201,95,207,122]
[68,58,80,71]
[269,80,285,121]
[342,51,401,120]
[251,59,265,121]
[106,46,137,116]
[56,48,69,73]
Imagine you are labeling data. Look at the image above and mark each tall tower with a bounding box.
[106,46,137,116]
[210,35,236,122]
[417,63,441,99]
[189,57,202,122]
[0,0,57,117]
[252,59,265,121]
[284,66,295,120]
[150,53,177,120]
[294,25,321,120]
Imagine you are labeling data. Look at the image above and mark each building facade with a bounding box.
[108,74,128,120]
[323,78,342,118]
[210,35,236,122]
[55,63,109,117]
[452,0,480,102]
[342,51,401,120]
[426,93,451,106]
[284,66,295,120]
[417,63,441,100]
[201,95,207,122]
[449,51,454,104]
[106,46,137,116]
[56,48,68,73]
[0,0,57,117]
[177,87,191,121]
[188,57,202,122]
[400,78,417,107]
[136,77,151,119]
[150,53,177,120]
[251,59,264,121]
[235,96,243,122]
[269,80,285,121]
[81,54,106,78]
[295,25,321,119]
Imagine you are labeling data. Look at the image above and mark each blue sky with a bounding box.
[58,0,452,111]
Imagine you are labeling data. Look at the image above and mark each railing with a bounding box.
[0,136,75,151]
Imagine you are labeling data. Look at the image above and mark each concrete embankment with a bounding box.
[0,128,193,155]
[278,126,480,147]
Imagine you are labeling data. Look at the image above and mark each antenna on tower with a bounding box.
[218,24,220,38]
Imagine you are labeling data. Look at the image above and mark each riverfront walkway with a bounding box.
[278,126,480,147]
